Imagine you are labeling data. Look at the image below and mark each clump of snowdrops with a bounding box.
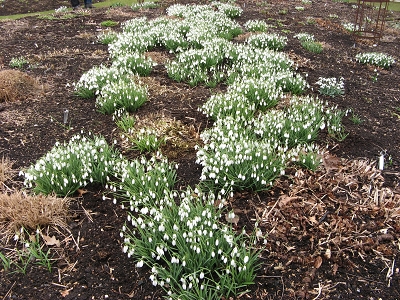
[113,182,260,299]
[97,29,118,45]
[247,33,288,51]
[130,128,166,153]
[96,75,148,114]
[22,133,119,197]
[294,33,323,54]
[355,52,395,69]
[107,154,260,298]
[244,19,269,32]
[197,95,347,193]
[210,1,243,18]
[64,3,350,299]
[131,1,158,11]
[315,77,345,97]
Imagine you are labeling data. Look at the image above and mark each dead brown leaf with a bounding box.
[60,289,70,297]
[278,195,300,207]
[77,189,87,197]
[42,234,60,247]
[332,263,338,275]
[314,256,323,269]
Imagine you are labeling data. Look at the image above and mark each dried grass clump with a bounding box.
[0,191,71,241]
[134,113,202,158]
[0,157,14,189]
[0,69,43,102]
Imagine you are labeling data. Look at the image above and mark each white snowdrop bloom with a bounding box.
[136,260,144,268]
[243,255,249,264]
[231,259,236,267]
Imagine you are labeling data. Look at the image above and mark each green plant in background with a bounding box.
[131,1,159,11]
[97,29,117,44]
[350,113,363,124]
[2,228,55,274]
[294,32,314,42]
[278,9,287,15]
[22,133,119,196]
[355,52,395,69]
[114,109,136,133]
[342,22,360,32]
[111,53,155,77]
[9,56,29,69]
[0,251,11,272]
[247,33,288,51]
[294,33,323,53]
[306,17,316,25]
[131,128,165,153]
[210,1,243,18]
[293,145,322,171]
[166,39,234,87]
[244,19,269,32]
[54,6,69,13]
[329,13,338,19]
[96,76,148,114]
[74,65,123,98]
[101,20,119,27]
[315,77,345,97]
[327,109,349,141]
[110,2,124,7]
[295,6,305,11]
[302,40,323,53]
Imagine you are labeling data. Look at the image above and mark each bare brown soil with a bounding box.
[0,0,399,299]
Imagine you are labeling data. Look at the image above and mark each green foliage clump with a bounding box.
[96,76,148,114]
[97,30,118,45]
[22,134,118,196]
[315,77,345,97]
[247,33,288,51]
[101,20,119,27]
[131,128,166,153]
[9,56,29,69]
[301,40,323,53]
[244,19,269,32]
[355,52,395,69]
[114,184,260,299]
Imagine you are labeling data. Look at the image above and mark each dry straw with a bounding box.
[0,156,14,188]
[0,69,44,102]
[0,191,71,242]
